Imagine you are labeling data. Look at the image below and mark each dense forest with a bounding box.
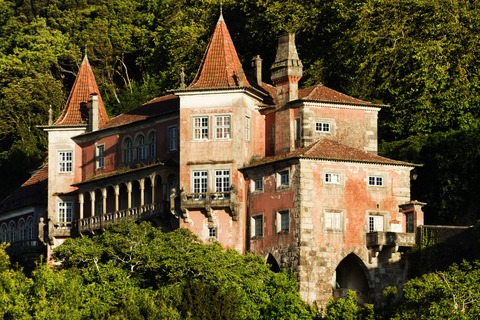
[1,0,480,224]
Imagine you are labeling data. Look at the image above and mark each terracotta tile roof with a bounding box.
[247,138,415,168]
[188,14,250,89]
[0,165,48,212]
[102,94,179,129]
[298,84,370,105]
[54,55,109,126]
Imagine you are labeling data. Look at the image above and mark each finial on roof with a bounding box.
[219,3,224,21]
[48,105,53,126]
[180,67,186,89]
[85,45,87,57]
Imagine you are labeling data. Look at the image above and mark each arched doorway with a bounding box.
[266,254,280,273]
[333,253,370,304]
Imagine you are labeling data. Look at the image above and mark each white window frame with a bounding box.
[57,201,73,228]
[193,116,209,140]
[192,170,208,199]
[215,115,231,139]
[168,126,178,151]
[214,169,230,199]
[368,176,384,187]
[325,173,340,184]
[58,150,73,173]
[245,116,251,142]
[280,170,289,186]
[276,210,290,233]
[96,144,105,169]
[251,214,263,238]
[315,122,331,133]
[325,210,343,232]
[254,179,263,191]
[368,215,384,232]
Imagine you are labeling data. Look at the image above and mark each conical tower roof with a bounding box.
[188,13,249,89]
[54,55,108,126]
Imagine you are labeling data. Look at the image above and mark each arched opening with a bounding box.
[333,253,370,304]
[131,180,141,208]
[106,186,116,213]
[94,189,103,216]
[84,192,92,218]
[119,183,129,210]
[266,254,280,273]
[145,177,153,205]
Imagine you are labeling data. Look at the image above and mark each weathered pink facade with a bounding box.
[0,11,427,308]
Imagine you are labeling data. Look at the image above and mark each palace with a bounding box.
[0,11,425,305]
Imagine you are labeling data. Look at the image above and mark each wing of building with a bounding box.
[0,10,426,306]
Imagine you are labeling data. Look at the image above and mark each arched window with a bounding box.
[18,219,26,241]
[148,132,156,158]
[26,217,34,243]
[8,221,15,243]
[1,224,7,243]
[137,135,146,160]
[123,137,134,163]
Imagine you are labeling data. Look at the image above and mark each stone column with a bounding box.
[90,191,96,216]
[140,178,145,206]
[127,182,132,209]
[79,193,84,219]
[102,188,107,214]
[114,185,120,211]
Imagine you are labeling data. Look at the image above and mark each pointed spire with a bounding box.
[219,3,224,21]
[54,55,109,127]
[187,13,249,89]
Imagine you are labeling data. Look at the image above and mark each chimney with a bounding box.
[251,55,262,85]
[271,34,303,106]
[89,93,99,132]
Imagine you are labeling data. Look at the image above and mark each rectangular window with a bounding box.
[57,201,73,228]
[280,171,289,186]
[325,173,340,184]
[137,136,146,160]
[215,115,231,139]
[215,169,230,199]
[406,213,414,233]
[315,122,330,132]
[149,134,156,157]
[254,179,263,191]
[368,176,384,186]
[368,215,384,232]
[278,210,289,232]
[96,145,105,169]
[325,210,342,231]
[169,127,178,151]
[58,151,73,173]
[194,116,209,140]
[193,171,208,199]
[246,116,251,141]
[296,118,301,140]
[209,227,217,238]
[253,215,263,237]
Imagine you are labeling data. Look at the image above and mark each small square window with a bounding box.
[315,122,330,132]
[368,176,384,186]
[209,227,217,238]
[254,179,263,191]
[194,116,209,140]
[280,171,289,186]
[58,151,73,173]
[325,173,340,184]
[325,210,342,231]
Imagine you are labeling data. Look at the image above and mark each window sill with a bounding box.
[251,235,264,240]
[276,230,289,235]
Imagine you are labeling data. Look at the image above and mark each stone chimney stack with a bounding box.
[271,34,303,106]
[251,55,263,85]
[89,93,99,132]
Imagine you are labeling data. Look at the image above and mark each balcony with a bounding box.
[78,201,167,234]
[6,240,46,257]
[180,189,238,222]
[366,231,415,248]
